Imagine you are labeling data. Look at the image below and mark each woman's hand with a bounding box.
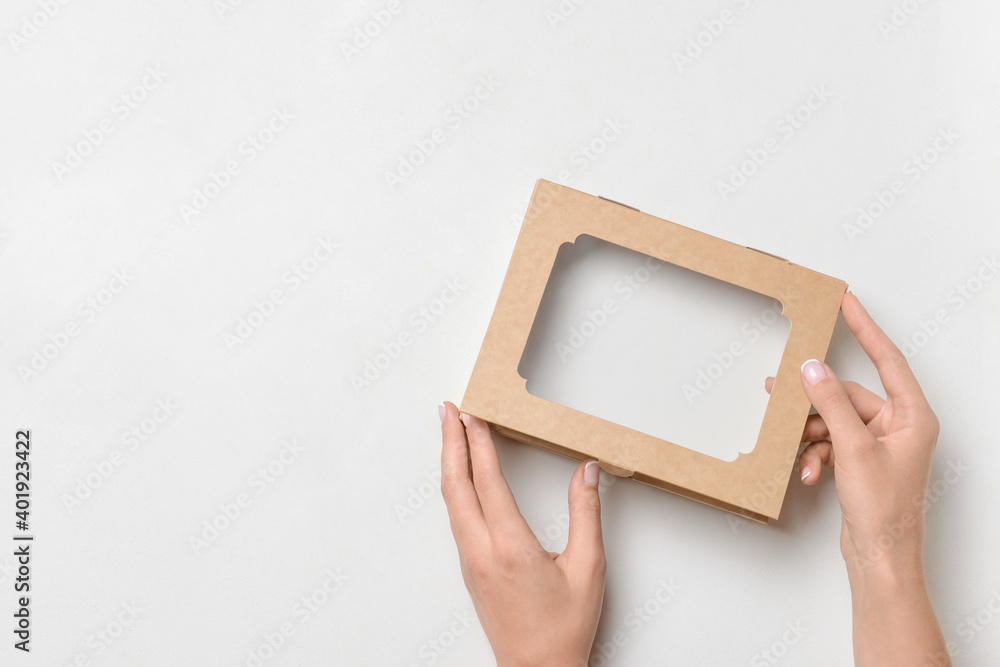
[769,292,950,666]
[439,402,606,667]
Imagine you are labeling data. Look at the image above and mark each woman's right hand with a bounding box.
[767,292,950,666]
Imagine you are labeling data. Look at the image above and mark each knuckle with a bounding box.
[464,548,490,581]
[588,551,608,579]
[847,434,878,459]
[492,536,526,569]
[920,408,941,441]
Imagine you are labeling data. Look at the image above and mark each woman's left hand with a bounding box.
[439,401,607,667]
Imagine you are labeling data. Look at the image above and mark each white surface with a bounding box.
[0,1,998,665]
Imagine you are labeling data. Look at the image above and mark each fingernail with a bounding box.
[438,403,446,423]
[584,461,600,486]
[801,359,827,386]
[460,412,471,427]
[801,465,812,482]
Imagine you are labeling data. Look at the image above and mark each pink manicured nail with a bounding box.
[460,413,471,427]
[438,403,446,423]
[584,461,600,486]
[801,359,827,386]
[801,466,812,482]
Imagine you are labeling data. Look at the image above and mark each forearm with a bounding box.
[848,558,950,666]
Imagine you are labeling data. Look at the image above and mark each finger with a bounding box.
[461,412,531,535]
[841,381,886,421]
[800,415,828,443]
[800,383,884,440]
[563,461,606,578]
[800,359,874,458]
[799,440,834,485]
[841,292,925,403]
[769,374,883,420]
[439,402,485,541]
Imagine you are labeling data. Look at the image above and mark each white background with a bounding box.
[1,0,998,665]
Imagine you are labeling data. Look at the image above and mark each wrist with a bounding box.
[844,548,949,666]
[844,528,925,592]
[496,647,591,667]
[847,549,927,607]
[498,657,589,667]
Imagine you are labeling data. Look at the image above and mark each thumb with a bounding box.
[564,461,606,577]
[800,359,873,460]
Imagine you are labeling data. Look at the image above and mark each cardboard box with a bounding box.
[462,180,847,522]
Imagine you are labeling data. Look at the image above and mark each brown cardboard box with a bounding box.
[462,180,847,522]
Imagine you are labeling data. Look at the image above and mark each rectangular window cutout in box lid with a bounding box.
[461,180,847,523]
